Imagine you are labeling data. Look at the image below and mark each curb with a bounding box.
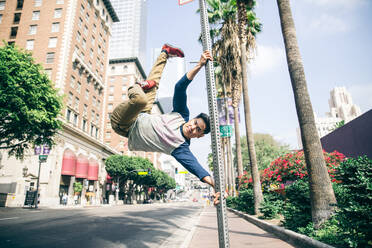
[228,208,335,248]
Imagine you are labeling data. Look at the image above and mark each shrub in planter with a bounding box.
[333,156,372,247]
[282,180,312,231]
[227,189,255,215]
[259,191,285,220]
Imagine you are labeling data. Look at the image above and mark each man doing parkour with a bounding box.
[110,44,216,191]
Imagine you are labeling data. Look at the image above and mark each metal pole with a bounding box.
[34,161,41,208]
[199,0,230,246]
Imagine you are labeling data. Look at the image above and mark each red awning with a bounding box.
[75,154,89,178]
[87,159,99,181]
[61,149,76,176]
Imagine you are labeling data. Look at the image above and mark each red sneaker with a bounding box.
[161,43,184,58]
[137,80,156,91]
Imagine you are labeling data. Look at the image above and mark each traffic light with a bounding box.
[175,168,178,174]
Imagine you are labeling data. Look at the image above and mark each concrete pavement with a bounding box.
[187,206,294,248]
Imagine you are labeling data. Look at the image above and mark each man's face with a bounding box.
[182,118,206,139]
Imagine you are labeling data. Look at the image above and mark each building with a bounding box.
[297,87,362,148]
[104,57,164,169]
[109,0,147,68]
[0,0,120,207]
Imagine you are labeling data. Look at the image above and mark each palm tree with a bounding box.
[276,0,336,228]
[236,0,263,214]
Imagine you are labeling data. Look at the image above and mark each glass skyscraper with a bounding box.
[109,0,147,68]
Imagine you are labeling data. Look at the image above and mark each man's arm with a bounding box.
[186,50,212,80]
[171,142,212,186]
[172,51,212,119]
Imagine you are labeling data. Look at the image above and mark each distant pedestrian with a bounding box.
[62,193,68,206]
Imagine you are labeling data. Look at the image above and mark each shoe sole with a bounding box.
[164,43,184,57]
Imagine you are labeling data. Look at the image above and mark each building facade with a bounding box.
[109,0,147,68]
[0,0,120,207]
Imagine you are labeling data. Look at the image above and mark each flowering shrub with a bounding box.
[238,150,346,189]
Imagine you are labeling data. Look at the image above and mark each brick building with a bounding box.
[0,0,120,207]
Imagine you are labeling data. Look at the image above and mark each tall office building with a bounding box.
[0,0,119,207]
[109,0,147,67]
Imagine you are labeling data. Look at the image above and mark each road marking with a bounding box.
[0,217,19,221]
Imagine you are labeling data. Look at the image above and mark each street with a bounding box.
[0,203,203,248]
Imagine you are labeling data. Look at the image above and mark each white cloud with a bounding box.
[248,45,286,76]
[309,14,350,33]
[348,84,372,113]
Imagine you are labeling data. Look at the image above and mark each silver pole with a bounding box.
[35,161,41,208]
[199,0,230,246]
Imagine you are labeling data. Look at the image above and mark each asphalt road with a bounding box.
[0,203,204,248]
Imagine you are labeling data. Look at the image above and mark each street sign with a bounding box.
[42,146,50,155]
[138,171,148,175]
[179,0,194,5]
[179,171,188,174]
[34,146,41,155]
[220,125,233,137]
[39,155,48,163]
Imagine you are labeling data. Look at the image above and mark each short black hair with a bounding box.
[196,113,210,134]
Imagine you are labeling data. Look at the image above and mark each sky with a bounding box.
[144,0,372,169]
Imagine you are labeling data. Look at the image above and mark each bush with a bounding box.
[259,192,285,220]
[333,156,372,247]
[282,180,312,231]
[226,189,255,215]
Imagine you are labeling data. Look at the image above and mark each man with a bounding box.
[110,44,216,190]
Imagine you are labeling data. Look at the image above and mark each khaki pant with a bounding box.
[111,52,168,137]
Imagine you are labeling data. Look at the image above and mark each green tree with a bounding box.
[235,133,290,173]
[276,0,337,228]
[0,43,62,159]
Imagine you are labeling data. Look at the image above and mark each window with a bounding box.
[48,37,57,48]
[91,36,95,46]
[80,4,84,14]
[51,22,59,32]
[46,52,55,63]
[92,96,96,107]
[78,17,82,27]
[76,31,81,42]
[26,40,34,50]
[85,89,89,100]
[109,86,114,93]
[66,109,71,122]
[70,76,75,88]
[82,119,87,131]
[72,113,78,126]
[34,0,42,7]
[56,0,64,4]
[0,1,5,10]
[90,124,94,136]
[32,11,40,20]
[106,132,111,139]
[16,0,24,9]
[76,81,81,93]
[74,97,79,110]
[96,114,99,123]
[89,48,93,58]
[85,12,89,22]
[108,95,113,101]
[13,13,21,24]
[122,94,126,100]
[92,23,96,33]
[108,104,113,111]
[29,25,37,35]
[82,38,86,49]
[10,27,18,38]
[122,85,126,91]
[84,25,88,35]
[0,14,2,24]
[68,92,73,106]
[54,8,62,18]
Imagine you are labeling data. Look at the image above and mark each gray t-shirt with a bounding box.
[128,112,186,155]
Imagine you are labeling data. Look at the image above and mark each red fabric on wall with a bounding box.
[88,160,99,181]
[75,154,89,178]
[61,149,76,176]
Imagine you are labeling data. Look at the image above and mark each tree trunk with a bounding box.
[276,0,336,228]
[233,106,243,177]
[237,0,263,214]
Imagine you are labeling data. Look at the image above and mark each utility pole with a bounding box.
[199,0,230,246]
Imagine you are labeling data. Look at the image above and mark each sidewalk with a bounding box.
[188,206,294,248]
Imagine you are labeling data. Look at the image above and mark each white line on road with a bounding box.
[0,217,19,221]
